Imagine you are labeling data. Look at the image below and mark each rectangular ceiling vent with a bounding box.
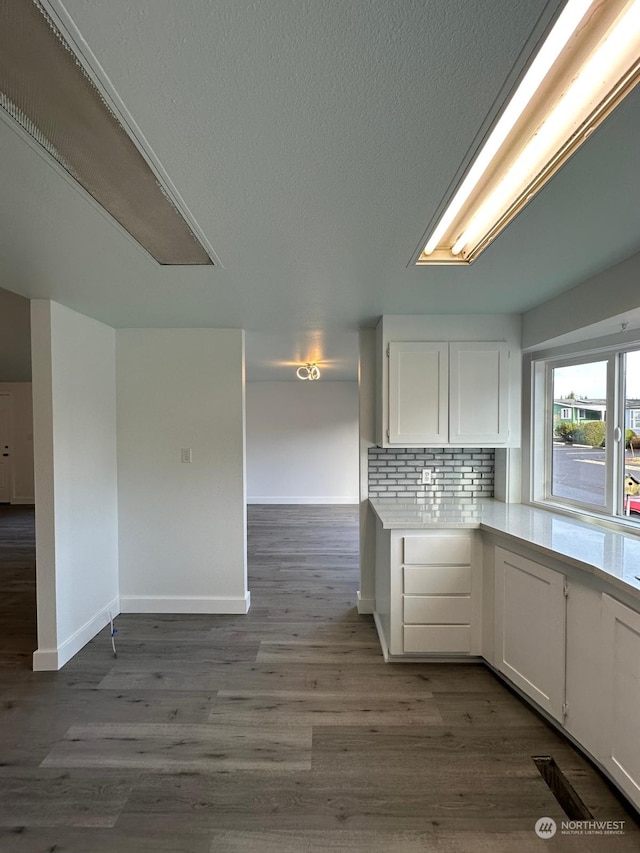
[0,0,215,266]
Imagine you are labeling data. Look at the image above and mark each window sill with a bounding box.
[528,498,640,538]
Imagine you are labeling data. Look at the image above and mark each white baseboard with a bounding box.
[33,596,120,671]
[119,592,251,614]
[373,612,389,662]
[247,496,358,505]
[357,592,375,614]
[11,496,35,505]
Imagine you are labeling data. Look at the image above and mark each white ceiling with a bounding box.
[1,0,639,380]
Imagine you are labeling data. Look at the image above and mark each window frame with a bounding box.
[528,343,638,527]
[544,353,617,516]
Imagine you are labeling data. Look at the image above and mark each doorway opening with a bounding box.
[0,503,36,669]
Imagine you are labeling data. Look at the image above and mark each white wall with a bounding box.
[31,300,119,670]
[117,329,248,613]
[246,381,359,504]
[522,250,640,349]
[0,382,34,503]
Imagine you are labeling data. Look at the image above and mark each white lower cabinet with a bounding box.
[601,594,640,804]
[374,526,479,657]
[493,547,566,722]
[493,546,640,811]
[563,579,604,761]
[402,532,477,655]
[374,523,640,811]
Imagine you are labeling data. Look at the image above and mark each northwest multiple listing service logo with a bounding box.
[535,817,626,838]
[535,817,557,839]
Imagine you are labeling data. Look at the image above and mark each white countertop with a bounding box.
[369,497,640,600]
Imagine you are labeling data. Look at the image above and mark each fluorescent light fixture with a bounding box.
[417,0,640,265]
[0,0,214,265]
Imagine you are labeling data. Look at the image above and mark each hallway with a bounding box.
[0,504,36,670]
[0,505,637,851]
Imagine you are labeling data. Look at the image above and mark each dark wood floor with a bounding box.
[0,503,638,851]
[0,504,37,671]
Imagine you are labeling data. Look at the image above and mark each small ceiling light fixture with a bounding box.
[296,363,321,381]
[416,0,640,265]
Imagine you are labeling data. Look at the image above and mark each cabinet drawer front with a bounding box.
[404,625,471,654]
[404,595,470,625]
[404,535,471,565]
[404,565,471,594]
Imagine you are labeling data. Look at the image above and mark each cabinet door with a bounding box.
[388,342,448,445]
[494,548,566,721]
[601,594,640,804]
[449,342,509,444]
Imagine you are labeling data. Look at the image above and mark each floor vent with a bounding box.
[532,755,594,820]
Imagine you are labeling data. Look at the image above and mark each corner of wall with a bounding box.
[33,597,120,671]
[493,448,522,503]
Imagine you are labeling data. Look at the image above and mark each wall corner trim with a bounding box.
[32,596,120,671]
[32,648,59,671]
[357,592,375,614]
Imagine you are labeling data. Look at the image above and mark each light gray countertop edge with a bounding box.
[369,498,640,601]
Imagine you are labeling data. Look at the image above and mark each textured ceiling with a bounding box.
[1,0,639,380]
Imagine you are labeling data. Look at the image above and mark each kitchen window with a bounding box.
[531,346,640,525]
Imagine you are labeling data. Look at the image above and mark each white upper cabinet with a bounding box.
[388,342,448,445]
[386,340,511,446]
[449,342,510,444]
[375,315,521,448]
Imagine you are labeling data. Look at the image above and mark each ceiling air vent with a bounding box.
[0,0,214,265]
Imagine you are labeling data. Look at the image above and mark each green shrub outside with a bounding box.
[576,420,606,447]
[554,420,624,447]
[555,422,579,442]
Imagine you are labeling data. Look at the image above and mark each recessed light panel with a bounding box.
[0,0,214,265]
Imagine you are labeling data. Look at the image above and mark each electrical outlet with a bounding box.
[421,468,433,485]
[181,447,192,464]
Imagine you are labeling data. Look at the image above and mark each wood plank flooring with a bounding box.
[0,503,638,851]
[0,504,37,671]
